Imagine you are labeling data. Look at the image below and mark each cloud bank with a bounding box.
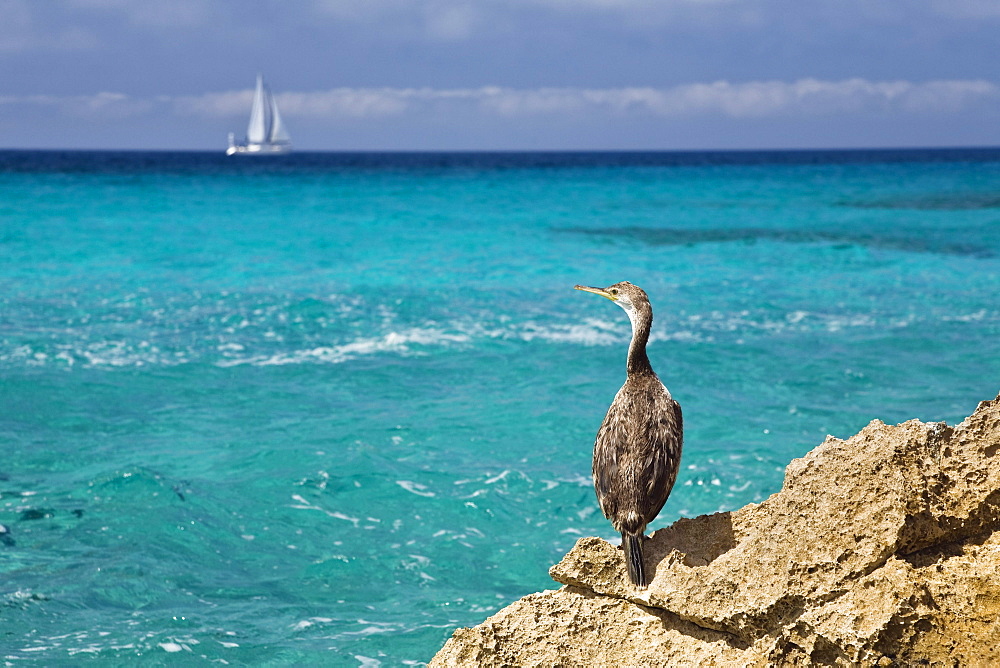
[9,78,993,121]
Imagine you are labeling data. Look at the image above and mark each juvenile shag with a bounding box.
[574,281,683,588]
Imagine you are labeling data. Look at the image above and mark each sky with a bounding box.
[1,0,999,151]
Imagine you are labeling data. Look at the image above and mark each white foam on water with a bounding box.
[342,620,397,638]
[289,494,361,526]
[943,309,991,323]
[559,473,595,488]
[158,641,185,653]
[218,326,472,367]
[483,470,510,485]
[395,480,436,498]
[0,340,192,369]
[292,617,335,634]
[513,318,622,345]
[5,300,979,372]
[786,310,809,324]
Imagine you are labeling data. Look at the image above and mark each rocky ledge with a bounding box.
[431,394,1000,666]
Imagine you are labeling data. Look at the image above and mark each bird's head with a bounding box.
[574,281,653,333]
[574,281,648,311]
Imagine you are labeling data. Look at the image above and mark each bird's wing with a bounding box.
[593,389,627,520]
[641,394,683,522]
[592,383,683,528]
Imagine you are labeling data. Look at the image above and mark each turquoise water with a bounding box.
[2,149,999,663]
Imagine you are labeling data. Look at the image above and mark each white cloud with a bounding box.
[896,79,999,113]
[202,79,999,119]
[5,78,997,123]
[0,91,153,119]
[171,88,411,118]
[278,90,413,117]
[170,90,254,116]
[645,79,918,117]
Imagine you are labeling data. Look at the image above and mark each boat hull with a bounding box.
[226,142,292,156]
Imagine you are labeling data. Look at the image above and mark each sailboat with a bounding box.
[227,75,292,155]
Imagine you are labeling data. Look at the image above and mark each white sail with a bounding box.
[267,89,291,144]
[246,75,268,145]
[227,74,292,155]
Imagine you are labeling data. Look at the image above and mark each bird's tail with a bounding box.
[623,532,646,588]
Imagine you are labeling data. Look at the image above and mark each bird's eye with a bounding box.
[610,288,618,296]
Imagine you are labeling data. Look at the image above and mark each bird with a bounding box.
[574,281,683,588]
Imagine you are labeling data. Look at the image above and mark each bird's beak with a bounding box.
[574,285,616,301]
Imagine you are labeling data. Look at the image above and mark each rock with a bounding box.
[432,586,760,667]
[431,394,1000,666]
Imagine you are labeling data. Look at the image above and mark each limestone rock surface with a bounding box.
[431,394,1000,666]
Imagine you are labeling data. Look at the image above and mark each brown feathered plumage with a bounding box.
[574,281,683,588]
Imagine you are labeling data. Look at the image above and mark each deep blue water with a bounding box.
[1,148,999,663]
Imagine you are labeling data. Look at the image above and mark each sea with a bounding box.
[1,148,998,664]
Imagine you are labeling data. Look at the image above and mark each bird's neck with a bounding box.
[625,305,654,377]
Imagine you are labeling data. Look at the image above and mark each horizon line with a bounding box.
[2,144,1000,155]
